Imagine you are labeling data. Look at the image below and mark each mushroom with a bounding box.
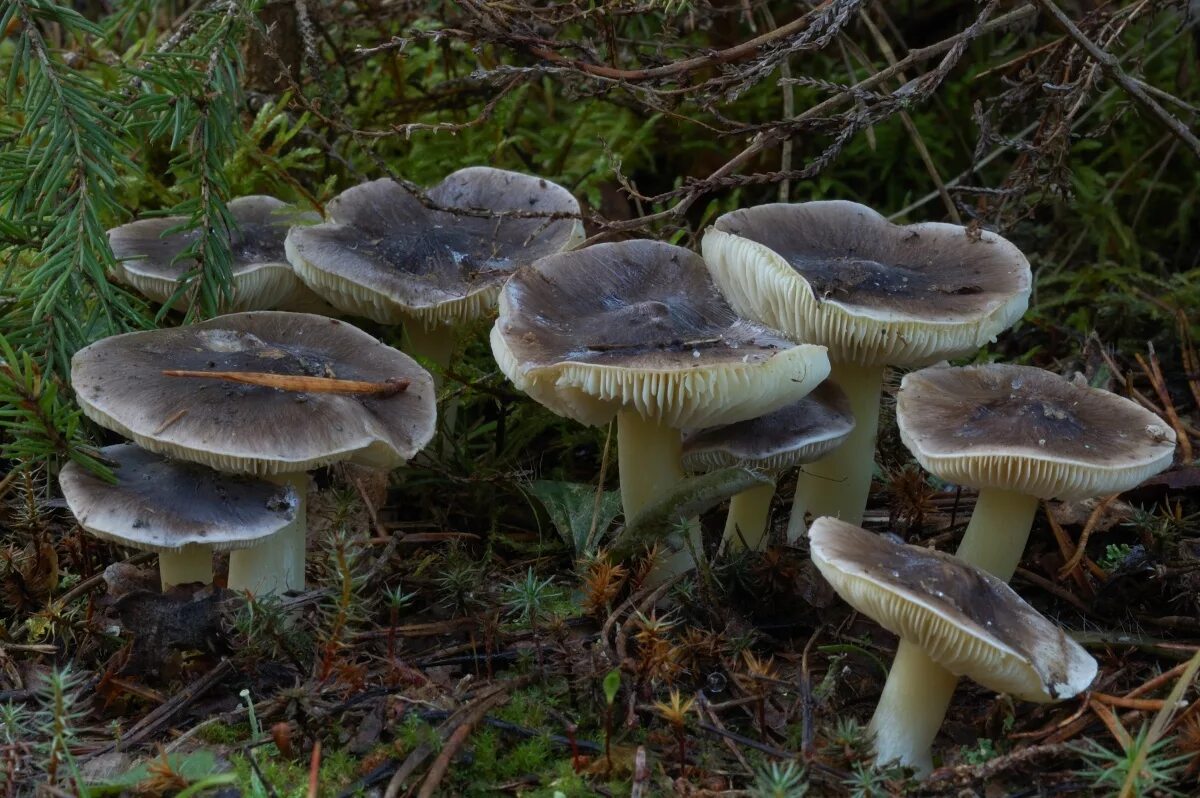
[681,381,854,552]
[59,443,299,589]
[897,363,1177,582]
[108,196,328,312]
[809,516,1097,774]
[71,311,437,595]
[702,202,1032,536]
[284,168,583,372]
[491,240,830,579]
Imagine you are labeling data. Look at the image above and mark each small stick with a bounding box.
[307,740,321,798]
[1091,692,1176,712]
[1126,661,1191,700]
[1043,505,1095,595]
[1135,346,1192,462]
[152,408,189,435]
[162,370,409,396]
[1058,495,1118,580]
[1089,698,1133,749]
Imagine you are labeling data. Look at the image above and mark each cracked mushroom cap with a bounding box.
[72,312,437,475]
[702,202,1032,366]
[490,240,831,428]
[59,444,298,553]
[284,168,584,328]
[810,517,1097,702]
[681,380,854,472]
[897,364,1177,500]
[108,196,322,311]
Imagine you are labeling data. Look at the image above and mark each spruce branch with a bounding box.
[0,334,112,479]
[129,0,257,320]
[1,0,148,378]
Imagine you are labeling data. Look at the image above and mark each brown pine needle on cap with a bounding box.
[162,369,409,396]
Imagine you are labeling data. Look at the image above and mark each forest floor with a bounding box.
[3,320,1199,797]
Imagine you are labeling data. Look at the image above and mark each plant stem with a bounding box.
[953,488,1039,581]
[721,481,776,552]
[868,640,959,776]
[787,361,885,540]
[227,472,307,595]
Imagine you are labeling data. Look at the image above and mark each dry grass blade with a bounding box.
[1134,347,1193,463]
[1118,649,1200,798]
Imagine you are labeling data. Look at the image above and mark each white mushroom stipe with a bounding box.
[682,381,853,552]
[786,361,882,539]
[810,518,1097,777]
[227,472,308,594]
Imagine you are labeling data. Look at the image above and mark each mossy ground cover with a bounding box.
[1,1,1199,796]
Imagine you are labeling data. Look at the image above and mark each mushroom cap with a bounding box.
[59,444,298,553]
[72,312,437,476]
[897,364,1176,500]
[491,240,830,429]
[108,196,322,311]
[809,517,1097,702]
[284,168,584,328]
[681,380,854,471]
[701,202,1032,366]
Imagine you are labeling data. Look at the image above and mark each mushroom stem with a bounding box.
[617,410,699,578]
[158,544,214,589]
[787,362,884,540]
[617,410,686,518]
[228,472,307,595]
[953,488,1039,581]
[868,640,960,776]
[402,318,457,384]
[404,317,459,450]
[721,481,776,553]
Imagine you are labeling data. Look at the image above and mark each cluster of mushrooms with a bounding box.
[62,167,1178,776]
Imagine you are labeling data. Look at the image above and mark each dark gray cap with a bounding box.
[284,168,583,327]
[59,444,298,552]
[72,312,437,475]
[491,240,830,428]
[702,201,1032,366]
[897,364,1177,499]
[682,380,854,471]
[108,196,322,311]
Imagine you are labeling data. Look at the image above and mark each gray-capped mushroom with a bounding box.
[284,168,584,371]
[702,201,1032,537]
[491,239,830,580]
[71,312,437,595]
[108,196,326,312]
[898,363,1177,582]
[681,381,854,552]
[809,516,1097,775]
[59,444,298,589]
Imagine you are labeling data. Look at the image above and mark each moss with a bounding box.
[196,721,250,745]
[226,744,361,797]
